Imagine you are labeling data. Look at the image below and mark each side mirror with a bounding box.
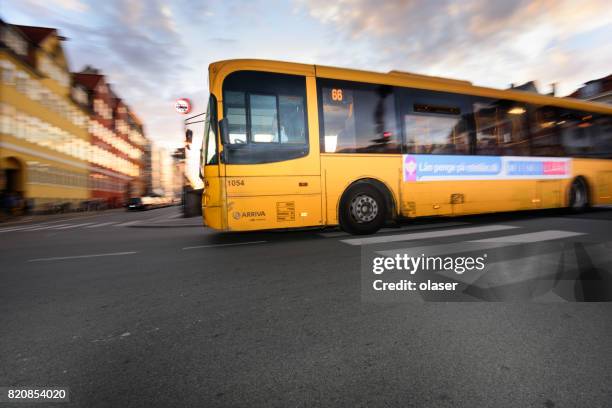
[198,149,204,181]
[185,129,193,150]
[219,118,229,145]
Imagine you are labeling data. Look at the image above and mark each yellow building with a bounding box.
[0,20,90,212]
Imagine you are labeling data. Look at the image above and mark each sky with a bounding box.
[3,0,612,154]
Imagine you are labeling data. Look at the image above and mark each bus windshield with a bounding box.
[221,70,309,164]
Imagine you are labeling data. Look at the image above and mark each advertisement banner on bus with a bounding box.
[403,155,572,182]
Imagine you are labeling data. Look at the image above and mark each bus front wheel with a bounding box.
[569,177,589,212]
[339,183,386,235]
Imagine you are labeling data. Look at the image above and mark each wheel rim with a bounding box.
[572,182,586,208]
[350,194,378,223]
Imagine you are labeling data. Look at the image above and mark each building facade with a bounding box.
[1,20,151,213]
[73,67,149,208]
[142,139,153,196]
[150,144,175,197]
[127,109,148,196]
[569,74,612,105]
[1,20,90,212]
[172,147,186,199]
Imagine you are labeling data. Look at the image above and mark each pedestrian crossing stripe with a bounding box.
[319,221,468,238]
[470,230,586,243]
[114,221,140,227]
[341,224,519,246]
[84,222,117,228]
[0,221,140,231]
[0,220,69,232]
[54,223,95,229]
[25,224,71,231]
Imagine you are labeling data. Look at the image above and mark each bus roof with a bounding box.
[209,59,612,115]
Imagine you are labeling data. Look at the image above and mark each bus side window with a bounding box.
[473,100,530,156]
[399,88,471,155]
[319,82,399,154]
[594,115,612,158]
[321,87,355,152]
[500,103,530,156]
[530,105,563,157]
[473,102,502,155]
[560,110,612,158]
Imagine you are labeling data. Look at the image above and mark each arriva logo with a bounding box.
[242,211,266,218]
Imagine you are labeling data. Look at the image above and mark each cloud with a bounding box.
[22,0,88,13]
[20,0,198,145]
[4,0,610,153]
[296,0,612,94]
[208,37,238,44]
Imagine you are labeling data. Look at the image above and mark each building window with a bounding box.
[0,103,16,135]
[2,28,28,56]
[0,60,16,85]
[15,70,28,94]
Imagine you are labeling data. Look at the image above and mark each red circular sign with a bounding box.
[175,98,192,114]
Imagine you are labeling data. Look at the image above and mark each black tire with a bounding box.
[339,183,387,235]
[569,177,589,212]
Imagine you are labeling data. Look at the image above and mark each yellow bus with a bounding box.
[200,59,612,235]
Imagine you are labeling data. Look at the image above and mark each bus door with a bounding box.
[201,94,226,230]
[218,70,322,231]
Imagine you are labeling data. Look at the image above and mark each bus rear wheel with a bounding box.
[339,183,386,235]
[569,177,589,212]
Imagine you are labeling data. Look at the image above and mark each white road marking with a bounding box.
[146,212,178,222]
[470,230,586,243]
[25,224,71,231]
[85,222,116,228]
[377,241,511,258]
[114,221,140,227]
[0,219,72,232]
[376,230,585,259]
[54,223,95,230]
[341,225,519,246]
[0,225,43,233]
[27,251,138,262]
[182,241,267,250]
[0,219,67,231]
[319,221,469,238]
[2,217,35,225]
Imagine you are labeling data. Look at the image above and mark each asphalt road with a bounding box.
[1,206,612,407]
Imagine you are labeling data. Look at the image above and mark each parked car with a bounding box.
[127,196,174,211]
